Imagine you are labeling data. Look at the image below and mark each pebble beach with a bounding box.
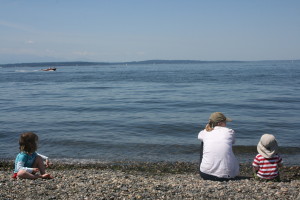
[1,161,300,200]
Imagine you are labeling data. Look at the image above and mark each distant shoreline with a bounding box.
[1,59,299,67]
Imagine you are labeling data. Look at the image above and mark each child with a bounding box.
[252,134,282,181]
[12,132,53,179]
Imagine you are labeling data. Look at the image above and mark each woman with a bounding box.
[198,112,239,181]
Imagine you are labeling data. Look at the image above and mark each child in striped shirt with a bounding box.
[253,134,282,181]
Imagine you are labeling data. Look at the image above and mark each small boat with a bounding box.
[41,67,56,71]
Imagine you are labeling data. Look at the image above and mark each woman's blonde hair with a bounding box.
[205,120,216,132]
[19,132,38,153]
[205,120,225,132]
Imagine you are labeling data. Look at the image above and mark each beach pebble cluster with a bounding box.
[1,167,300,200]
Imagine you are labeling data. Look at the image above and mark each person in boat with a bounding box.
[41,67,56,71]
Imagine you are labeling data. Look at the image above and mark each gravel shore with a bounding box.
[1,161,300,199]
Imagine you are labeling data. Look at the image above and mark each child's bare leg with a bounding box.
[32,156,53,179]
[17,170,40,179]
[33,155,46,175]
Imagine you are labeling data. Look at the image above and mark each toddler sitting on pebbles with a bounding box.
[252,134,282,181]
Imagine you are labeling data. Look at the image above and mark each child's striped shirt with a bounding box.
[252,154,282,179]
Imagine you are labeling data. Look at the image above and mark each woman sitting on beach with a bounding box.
[198,112,239,181]
[12,132,53,179]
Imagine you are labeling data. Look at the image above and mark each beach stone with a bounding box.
[1,162,300,199]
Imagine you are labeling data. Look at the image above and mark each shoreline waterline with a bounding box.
[1,160,300,180]
[2,144,300,166]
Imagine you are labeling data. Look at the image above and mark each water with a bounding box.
[1,61,300,165]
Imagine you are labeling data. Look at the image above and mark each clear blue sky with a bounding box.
[1,0,299,64]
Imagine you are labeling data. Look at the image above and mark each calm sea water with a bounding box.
[1,61,300,165]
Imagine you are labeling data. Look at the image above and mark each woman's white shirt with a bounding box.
[198,126,239,178]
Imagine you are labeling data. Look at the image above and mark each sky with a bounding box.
[0,0,300,64]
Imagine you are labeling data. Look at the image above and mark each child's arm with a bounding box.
[278,156,283,167]
[252,156,260,175]
[36,153,50,167]
[253,166,259,173]
[37,153,48,160]
[16,161,37,173]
